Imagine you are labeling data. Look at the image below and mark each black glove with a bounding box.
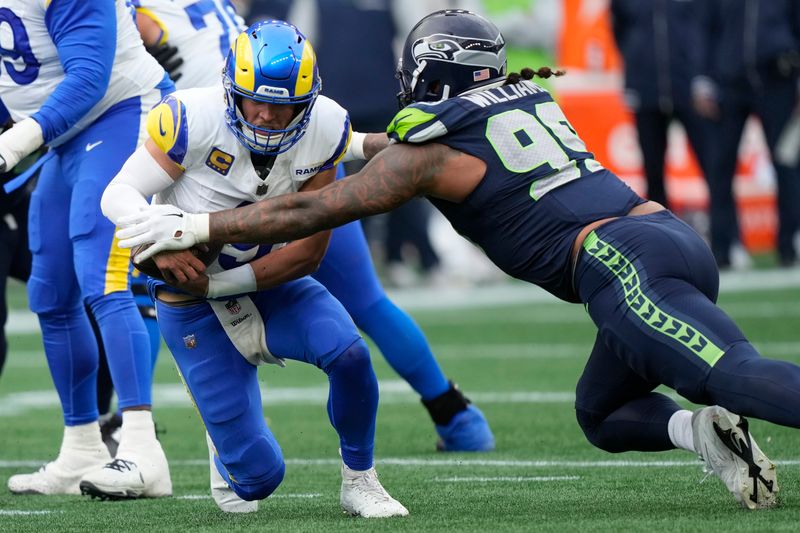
[146,41,184,83]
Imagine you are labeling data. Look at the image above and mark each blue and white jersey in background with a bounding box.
[0,0,164,146]
[133,0,244,89]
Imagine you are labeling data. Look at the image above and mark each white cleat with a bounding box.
[692,406,778,510]
[207,433,257,513]
[340,463,409,518]
[8,449,111,496]
[79,441,172,500]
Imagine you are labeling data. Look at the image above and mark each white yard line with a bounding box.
[177,493,321,500]
[7,340,800,370]
[433,476,581,482]
[0,510,57,515]
[6,269,800,335]
[2,458,800,469]
[0,381,580,416]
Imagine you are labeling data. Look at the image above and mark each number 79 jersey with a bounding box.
[387,80,644,302]
[132,0,244,89]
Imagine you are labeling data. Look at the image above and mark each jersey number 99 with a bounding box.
[0,8,40,85]
[486,102,586,176]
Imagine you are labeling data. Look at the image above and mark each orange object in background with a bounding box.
[554,0,778,253]
[558,0,621,71]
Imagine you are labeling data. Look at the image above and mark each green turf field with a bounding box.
[2,275,800,532]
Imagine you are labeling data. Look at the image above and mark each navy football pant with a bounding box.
[574,211,800,452]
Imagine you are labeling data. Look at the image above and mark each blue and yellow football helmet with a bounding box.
[223,20,321,155]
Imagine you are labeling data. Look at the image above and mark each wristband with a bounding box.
[0,118,44,172]
[342,131,367,162]
[206,264,257,298]
[187,212,211,243]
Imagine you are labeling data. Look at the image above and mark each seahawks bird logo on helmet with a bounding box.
[397,10,507,108]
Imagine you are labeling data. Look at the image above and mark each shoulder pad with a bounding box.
[386,99,471,143]
[146,95,188,167]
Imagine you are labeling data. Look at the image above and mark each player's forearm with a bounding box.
[208,189,357,245]
[209,145,429,244]
[363,133,390,160]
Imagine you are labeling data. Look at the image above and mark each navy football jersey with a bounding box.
[387,80,644,302]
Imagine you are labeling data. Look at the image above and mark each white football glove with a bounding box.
[116,204,210,262]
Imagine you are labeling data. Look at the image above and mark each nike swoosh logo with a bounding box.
[391,113,412,130]
[164,213,184,218]
[85,141,103,152]
[159,115,167,136]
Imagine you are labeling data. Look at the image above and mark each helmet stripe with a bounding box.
[294,41,316,96]
[234,33,255,93]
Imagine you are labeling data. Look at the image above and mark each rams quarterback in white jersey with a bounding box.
[101,20,408,517]
[1,0,172,499]
[130,0,496,457]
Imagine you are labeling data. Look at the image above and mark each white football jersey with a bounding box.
[133,0,244,90]
[148,86,351,270]
[0,0,164,146]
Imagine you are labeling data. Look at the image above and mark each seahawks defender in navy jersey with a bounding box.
[119,10,800,510]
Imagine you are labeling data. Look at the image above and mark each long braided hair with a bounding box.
[504,67,566,85]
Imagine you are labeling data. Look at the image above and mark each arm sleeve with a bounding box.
[32,0,117,143]
[101,144,175,224]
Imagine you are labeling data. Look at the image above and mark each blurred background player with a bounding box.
[123,0,494,453]
[95,0,246,455]
[610,0,710,213]
[0,0,172,499]
[693,0,800,268]
[101,20,409,517]
[0,148,40,380]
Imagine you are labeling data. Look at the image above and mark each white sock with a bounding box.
[667,409,695,452]
[117,410,156,454]
[62,422,103,450]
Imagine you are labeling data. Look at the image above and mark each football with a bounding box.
[131,242,223,280]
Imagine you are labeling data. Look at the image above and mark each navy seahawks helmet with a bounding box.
[396,10,507,108]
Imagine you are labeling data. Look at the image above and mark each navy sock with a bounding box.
[325,340,377,470]
[354,297,449,401]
